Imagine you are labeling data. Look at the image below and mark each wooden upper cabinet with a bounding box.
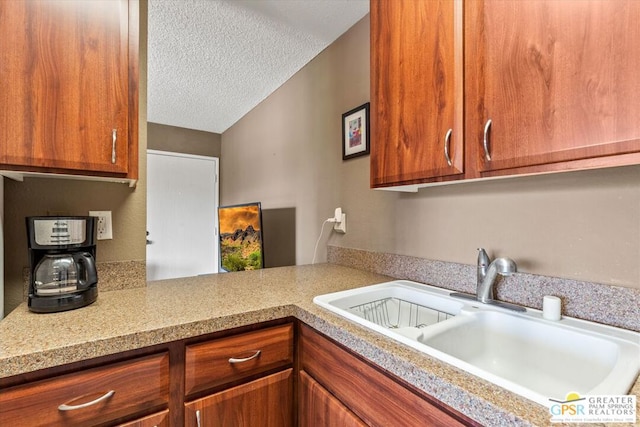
[466,0,640,176]
[372,0,640,189]
[370,0,464,187]
[0,0,138,180]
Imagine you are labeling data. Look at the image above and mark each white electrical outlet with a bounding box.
[333,213,346,233]
[89,211,113,240]
[333,208,346,234]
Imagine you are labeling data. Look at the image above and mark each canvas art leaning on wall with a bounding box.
[218,202,264,272]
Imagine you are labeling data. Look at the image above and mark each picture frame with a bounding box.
[342,102,370,160]
[218,202,264,272]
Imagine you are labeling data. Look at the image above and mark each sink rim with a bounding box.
[313,280,640,407]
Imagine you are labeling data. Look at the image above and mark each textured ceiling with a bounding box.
[148,0,369,134]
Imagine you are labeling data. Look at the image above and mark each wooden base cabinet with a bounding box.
[0,322,294,427]
[184,369,293,427]
[298,324,478,427]
[183,323,295,427]
[0,320,488,427]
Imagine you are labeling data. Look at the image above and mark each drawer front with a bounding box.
[185,323,293,395]
[0,352,169,427]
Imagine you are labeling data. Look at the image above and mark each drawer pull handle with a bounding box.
[111,129,117,164]
[196,409,202,427]
[444,128,453,166]
[58,390,115,411]
[228,350,261,364]
[483,119,492,161]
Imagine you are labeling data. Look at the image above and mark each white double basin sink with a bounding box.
[313,280,640,407]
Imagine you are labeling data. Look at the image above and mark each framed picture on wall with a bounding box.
[342,102,370,160]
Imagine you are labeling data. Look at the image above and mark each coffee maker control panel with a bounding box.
[33,218,87,246]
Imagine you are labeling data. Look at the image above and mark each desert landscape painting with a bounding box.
[218,203,263,271]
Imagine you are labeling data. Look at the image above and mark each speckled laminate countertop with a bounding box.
[0,264,637,427]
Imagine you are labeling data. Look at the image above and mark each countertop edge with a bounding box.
[1,264,637,427]
[0,303,534,427]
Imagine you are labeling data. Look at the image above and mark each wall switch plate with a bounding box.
[89,211,113,240]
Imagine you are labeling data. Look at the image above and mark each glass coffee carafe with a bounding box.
[33,253,97,296]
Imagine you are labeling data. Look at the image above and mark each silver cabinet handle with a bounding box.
[444,128,453,166]
[58,390,115,411]
[228,350,261,364]
[483,119,492,161]
[111,129,117,164]
[196,409,201,427]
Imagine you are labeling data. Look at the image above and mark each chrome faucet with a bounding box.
[477,248,490,289]
[476,251,517,303]
[450,248,525,312]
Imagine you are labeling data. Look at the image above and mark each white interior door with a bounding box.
[147,150,219,281]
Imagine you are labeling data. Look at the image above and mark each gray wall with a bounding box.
[147,122,298,269]
[222,15,378,265]
[148,122,221,157]
[221,15,640,290]
[261,208,296,268]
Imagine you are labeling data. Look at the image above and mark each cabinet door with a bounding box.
[299,370,366,427]
[370,0,463,187]
[0,0,131,175]
[184,369,293,427]
[467,0,640,175]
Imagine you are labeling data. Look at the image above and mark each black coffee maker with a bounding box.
[27,216,98,313]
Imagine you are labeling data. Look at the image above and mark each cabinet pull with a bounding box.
[483,119,492,161]
[58,390,115,411]
[111,129,117,164]
[444,128,453,166]
[196,409,201,427]
[228,350,261,364]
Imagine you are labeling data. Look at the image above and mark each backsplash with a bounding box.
[22,260,146,300]
[327,245,640,332]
